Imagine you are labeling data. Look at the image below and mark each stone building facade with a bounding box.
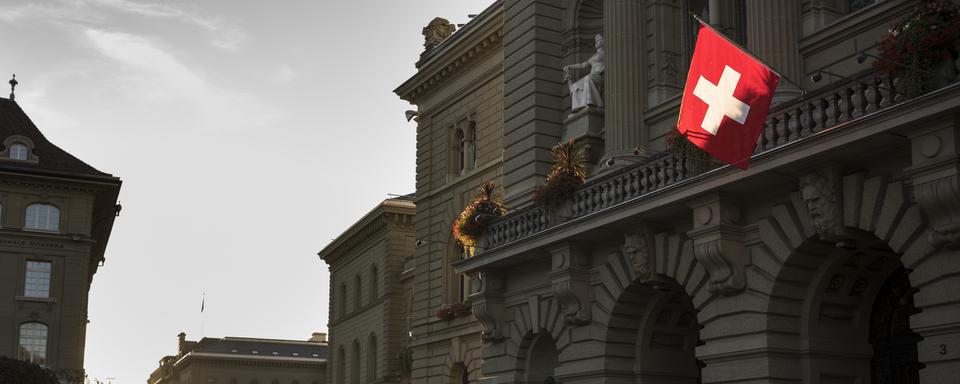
[319,196,416,384]
[397,0,960,383]
[147,332,328,384]
[0,96,122,380]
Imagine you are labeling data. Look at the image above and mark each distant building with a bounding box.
[0,95,122,381]
[318,195,416,384]
[148,332,328,384]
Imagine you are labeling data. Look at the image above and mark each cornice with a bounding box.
[394,3,504,104]
[318,199,415,265]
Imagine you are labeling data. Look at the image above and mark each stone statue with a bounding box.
[800,172,839,238]
[423,17,456,51]
[622,231,651,280]
[563,34,606,112]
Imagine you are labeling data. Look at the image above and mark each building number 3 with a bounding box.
[939,344,948,355]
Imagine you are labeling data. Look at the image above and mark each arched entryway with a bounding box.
[523,333,559,383]
[605,279,702,383]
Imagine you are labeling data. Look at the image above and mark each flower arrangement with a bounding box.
[435,303,472,321]
[452,181,507,256]
[875,0,960,96]
[533,140,589,209]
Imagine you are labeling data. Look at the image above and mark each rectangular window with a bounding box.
[24,261,52,298]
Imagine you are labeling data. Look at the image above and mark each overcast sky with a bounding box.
[0,0,491,382]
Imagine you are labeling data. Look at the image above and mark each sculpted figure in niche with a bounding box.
[800,172,839,238]
[563,34,605,112]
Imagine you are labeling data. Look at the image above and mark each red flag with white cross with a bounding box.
[677,23,780,169]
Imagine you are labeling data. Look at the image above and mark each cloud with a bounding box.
[87,0,246,51]
[84,29,282,130]
[272,65,298,84]
[0,0,244,51]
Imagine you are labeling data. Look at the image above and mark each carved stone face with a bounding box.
[801,183,835,236]
[622,233,650,277]
[594,34,604,49]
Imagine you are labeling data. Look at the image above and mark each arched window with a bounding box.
[25,204,60,231]
[18,322,48,365]
[351,340,361,384]
[336,346,346,384]
[339,283,347,317]
[367,334,378,381]
[354,274,362,311]
[369,264,379,303]
[456,129,466,173]
[9,143,28,160]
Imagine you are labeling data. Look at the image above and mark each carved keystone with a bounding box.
[905,118,960,248]
[799,167,845,240]
[469,271,506,343]
[623,228,657,284]
[687,194,747,294]
[547,242,593,326]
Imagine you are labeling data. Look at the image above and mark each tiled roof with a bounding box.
[0,98,112,178]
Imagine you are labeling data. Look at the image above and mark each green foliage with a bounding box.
[0,356,60,384]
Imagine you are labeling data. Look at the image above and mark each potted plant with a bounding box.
[453,181,507,257]
[533,140,589,218]
[450,302,472,318]
[436,306,456,321]
[875,0,960,97]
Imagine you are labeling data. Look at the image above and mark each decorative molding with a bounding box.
[906,120,960,248]
[687,194,748,294]
[547,242,592,326]
[469,271,506,342]
[422,17,456,51]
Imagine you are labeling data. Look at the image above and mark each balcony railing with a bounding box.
[480,73,912,253]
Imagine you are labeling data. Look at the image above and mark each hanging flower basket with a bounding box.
[452,181,507,256]
[533,140,589,209]
[875,0,960,97]
[436,303,472,321]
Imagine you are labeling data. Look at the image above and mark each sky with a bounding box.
[0,0,491,382]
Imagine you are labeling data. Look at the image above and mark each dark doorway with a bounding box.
[869,267,922,384]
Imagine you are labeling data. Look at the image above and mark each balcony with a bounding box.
[456,72,960,272]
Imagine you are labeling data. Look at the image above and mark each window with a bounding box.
[18,322,48,365]
[339,283,347,317]
[25,204,60,231]
[370,265,379,303]
[9,143,28,160]
[368,334,378,381]
[354,274,362,311]
[456,129,466,173]
[24,261,52,298]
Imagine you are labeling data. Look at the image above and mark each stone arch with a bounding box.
[444,335,481,384]
[595,231,709,383]
[758,172,933,383]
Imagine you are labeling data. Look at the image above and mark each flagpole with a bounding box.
[200,292,205,338]
[687,11,808,96]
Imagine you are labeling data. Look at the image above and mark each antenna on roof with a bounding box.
[9,74,17,101]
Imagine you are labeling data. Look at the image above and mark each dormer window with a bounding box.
[3,136,38,163]
[9,144,28,160]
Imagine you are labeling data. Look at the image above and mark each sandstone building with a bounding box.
[319,195,416,384]
[148,332,328,384]
[393,0,960,383]
[0,94,122,380]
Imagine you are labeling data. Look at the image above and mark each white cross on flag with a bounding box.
[677,23,780,169]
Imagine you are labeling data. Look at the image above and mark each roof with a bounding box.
[317,194,416,263]
[0,97,113,178]
[191,336,328,360]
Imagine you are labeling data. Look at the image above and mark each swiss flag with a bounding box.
[677,23,780,169]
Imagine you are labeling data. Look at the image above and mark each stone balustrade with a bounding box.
[479,73,910,253]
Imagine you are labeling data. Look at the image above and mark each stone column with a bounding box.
[904,117,960,383]
[745,0,804,102]
[602,0,646,156]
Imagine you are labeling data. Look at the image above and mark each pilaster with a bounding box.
[546,242,593,326]
[686,193,747,294]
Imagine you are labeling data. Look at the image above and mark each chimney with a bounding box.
[309,332,327,343]
[177,332,187,354]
